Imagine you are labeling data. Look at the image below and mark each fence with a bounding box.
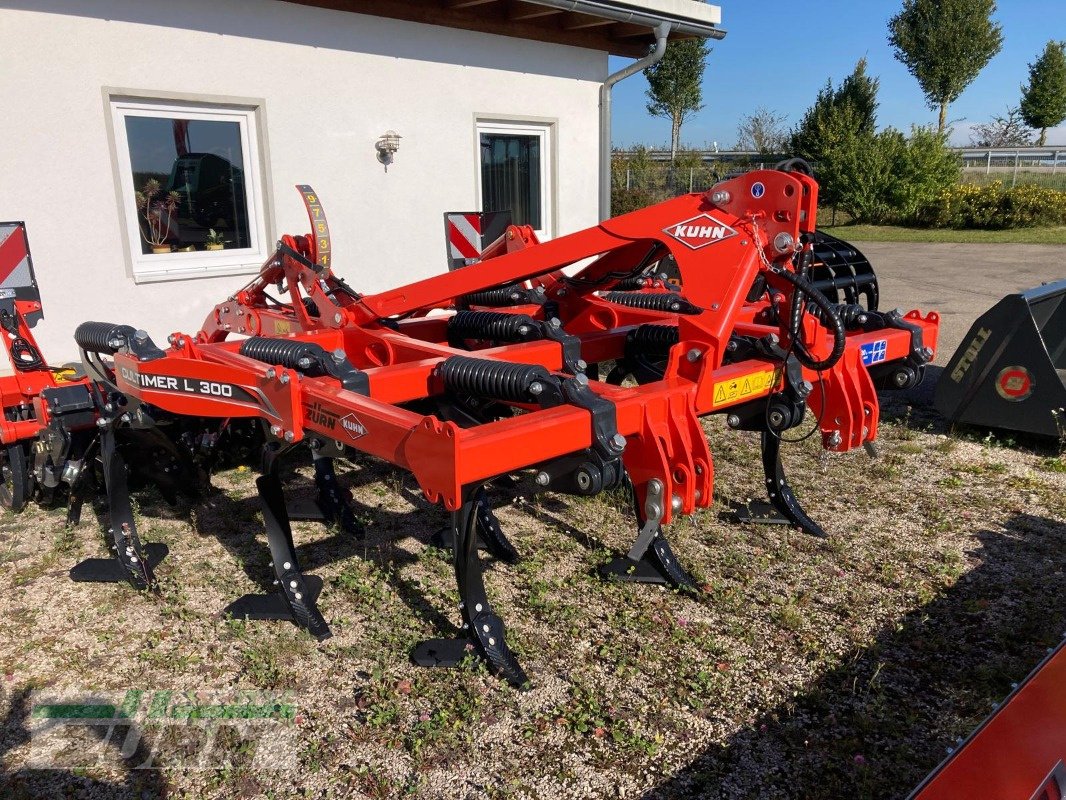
[611,146,1066,212]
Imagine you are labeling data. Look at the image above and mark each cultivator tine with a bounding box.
[430,487,518,562]
[760,431,827,538]
[304,454,364,537]
[224,452,332,641]
[412,488,528,688]
[69,428,167,589]
[600,477,699,591]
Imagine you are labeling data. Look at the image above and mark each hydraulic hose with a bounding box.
[769,265,846,371]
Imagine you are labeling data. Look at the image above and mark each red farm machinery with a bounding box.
[33,166,939,686]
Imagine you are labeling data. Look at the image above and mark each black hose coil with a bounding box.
[437,355,553,403]
[448,311,537,341]
[770,267,846,371]
[75,322,136,354]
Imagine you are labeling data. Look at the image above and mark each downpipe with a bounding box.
[600,21,671,220]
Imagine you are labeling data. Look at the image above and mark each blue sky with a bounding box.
[610,0,1066,149]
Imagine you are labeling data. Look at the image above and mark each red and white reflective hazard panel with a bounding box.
[0,222,33,292]
[446,213,483,264]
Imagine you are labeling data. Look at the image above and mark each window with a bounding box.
[477,121,552,240]
[110,98,269,282]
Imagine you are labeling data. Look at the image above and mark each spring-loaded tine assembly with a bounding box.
[69,426,168,589]
[411,486,528,688]
[759,431,827,538]
[431,487,518,563]
[600,476,699,590]
[224,445,332,640]
[284,453,365,538]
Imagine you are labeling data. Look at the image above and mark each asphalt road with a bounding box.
[855,242,1065,360]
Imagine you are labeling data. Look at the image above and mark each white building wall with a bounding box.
[0,0,606,358]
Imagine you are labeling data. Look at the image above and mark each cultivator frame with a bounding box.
[65,169,938,686]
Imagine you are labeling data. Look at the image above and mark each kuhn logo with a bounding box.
[664,214,738,250]
[340,414,367,440]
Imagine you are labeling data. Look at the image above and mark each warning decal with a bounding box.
[712,369,778,408]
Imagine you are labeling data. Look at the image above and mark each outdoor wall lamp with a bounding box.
[375,130,402,171]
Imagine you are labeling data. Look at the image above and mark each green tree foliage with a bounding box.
[790,60,880,206]
[644,38,710,170]
[1020,40,1066,146]
[825,126,959,224]
[790,60,878,163]
[888,0,1003,133]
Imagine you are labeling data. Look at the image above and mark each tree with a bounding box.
[969,107,1033,147]
[644,38,710,172]
[1020,40,1066,146]
[888,0,1003,133]
[791,59,879,161]
[735,107,789,153]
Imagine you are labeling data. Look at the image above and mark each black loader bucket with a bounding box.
[934,279,1066,438]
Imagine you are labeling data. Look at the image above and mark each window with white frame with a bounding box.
[477,121,552,240]
[110,98,268,282]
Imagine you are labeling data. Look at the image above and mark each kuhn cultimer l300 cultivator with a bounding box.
[68,166,939,686]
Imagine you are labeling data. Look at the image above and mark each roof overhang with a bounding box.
[285,0,725,57]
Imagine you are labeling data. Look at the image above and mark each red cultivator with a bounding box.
[67,167,939,686]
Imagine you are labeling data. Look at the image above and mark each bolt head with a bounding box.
[280,373,290,384]
[284,431,295,443]
[534,471,550,486]
[266,368,276,379]
[686,348,701,362]
[710,189,731,204]
[671,495,682,512]
[270,425,282,436]
[648,478,663,494]
[528,382,544,396]
[611,433,627,451]
[726,414,741,428]
[550,318,562,328]
[332,348,346,363]
[333,313,343,324]
[576,359,588,372]
[574,373,589,386]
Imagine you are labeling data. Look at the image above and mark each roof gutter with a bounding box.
[526,1,726,40]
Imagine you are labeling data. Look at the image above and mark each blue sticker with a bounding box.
[751,182,765,198]
[860,339,888,366]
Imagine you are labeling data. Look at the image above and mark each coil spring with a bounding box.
[602,291,695,313]
[808,302,868,330]
[448,311,537,341]
[239,336,326,369]
[628,324,680,353]
[614,277,649,291]
[75,321,135,354]
[437,355,552,403]
[463,285,527,307]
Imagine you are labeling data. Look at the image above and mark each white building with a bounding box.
[0,0,722,357]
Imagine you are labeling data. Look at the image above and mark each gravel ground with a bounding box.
[0,390,1063,800]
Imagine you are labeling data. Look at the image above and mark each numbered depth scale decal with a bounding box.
[296,184,331,271]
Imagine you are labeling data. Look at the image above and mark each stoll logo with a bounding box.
[663,213,739,250]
